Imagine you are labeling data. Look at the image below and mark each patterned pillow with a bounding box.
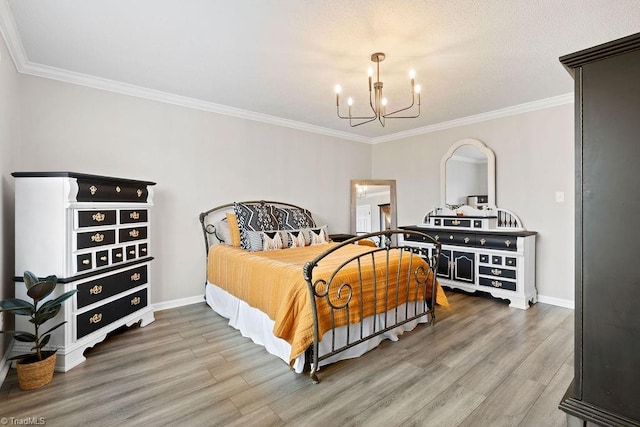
[234,202,279,250]
[269,205,316,230]
[244,230,288,251]
[307,225,330,245]
[262,230,287,251]
[287,230,308,248]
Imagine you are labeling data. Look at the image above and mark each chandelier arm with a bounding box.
[383,94,421,118]
[337,106,376,120]
[349,116,378,127]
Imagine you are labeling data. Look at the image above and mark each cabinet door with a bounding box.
[437,249,452,279]
[453,251,475,283]
[579,48,640,421]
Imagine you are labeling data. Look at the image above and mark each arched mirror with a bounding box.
[350,180,397,242]
[441,138,495,210]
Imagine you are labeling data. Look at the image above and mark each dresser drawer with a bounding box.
[112,247,124,263]
[479,277,516,291]
[120,209,148,224]
[77,230,116,249]
[77,210,117,228]
[126,245,137,260]
[477,235,518,251]
[443,219,471,228]
[138,243,148,257]
[119,227,147,243]
[479,265,517,280]
[96,250,109,267]
[76,179,149,203]
[441,232,475,246]
[76,265,148,308]
[76,288,148,339]
[77,253,93,272]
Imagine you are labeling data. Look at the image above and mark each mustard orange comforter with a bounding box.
[207,243,448,364]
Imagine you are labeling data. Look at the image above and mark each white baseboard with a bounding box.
[0,340,15,387]
[537,294,575,309]
[152,294,205,312]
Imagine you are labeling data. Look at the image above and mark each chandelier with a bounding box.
[334,52,421,127]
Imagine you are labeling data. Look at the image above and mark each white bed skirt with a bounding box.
[205,281,430,374]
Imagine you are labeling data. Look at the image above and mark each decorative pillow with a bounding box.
[234,202,279,250]
[287,230,308,248]
[214,218,232,245]
[269,205,316,230]
[262,230,287,251]
[308,225,330,245]
[226,213,241,247]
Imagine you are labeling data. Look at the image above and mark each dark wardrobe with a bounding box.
[559,33,640,426]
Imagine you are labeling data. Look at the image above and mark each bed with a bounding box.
[199,200,446,383]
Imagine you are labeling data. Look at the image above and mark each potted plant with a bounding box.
[0,271,76,390]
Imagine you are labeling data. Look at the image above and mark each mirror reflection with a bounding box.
[350,179,397,245]
[440,138,496,210]
[445,146,488,206]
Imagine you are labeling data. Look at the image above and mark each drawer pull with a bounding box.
[131,272,141,281]
[491,268,502,276]
[130,211,140,220]
[434,235,439,241]
[89,313,102,324]
[115,252,122,258]
[480,238,486,245]
[452,220,460,226]
[505,239,512,247]
[464,237,470,243]
[92,212,105,222]
[129,250,136,255]
[129,229,139,238]
[116,186,121,193]
[449,235,454,240]
[137,189,143,198]
[89,285,103,295]
[140,247,147,253]
[131,296,141,306]
[100,255,108,261]
[82,259,91,265]
[89,185,97,195]
[491,280,503,288]
[91,233,104,243]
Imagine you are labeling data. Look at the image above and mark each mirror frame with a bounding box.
[350,179,397,235]
[440,138,496,209]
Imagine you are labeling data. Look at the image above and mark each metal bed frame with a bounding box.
[199,201,441,383]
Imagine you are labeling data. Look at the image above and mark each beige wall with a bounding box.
[372,104,575,304]
[14,74,372,304]
[0,34,19,357]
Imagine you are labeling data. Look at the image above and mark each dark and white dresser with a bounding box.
[12,172,155,371]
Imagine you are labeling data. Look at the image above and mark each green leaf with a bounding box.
[14,332,37,342]
[26,280,57,301]
[23,271,39,289]
[33,306,61,324]
[8,353,35,361]
[40,290,77,310]
[0,298,34,315]
[38,334,51,348]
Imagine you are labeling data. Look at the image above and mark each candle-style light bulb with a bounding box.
[335,84,341,106]
[347,97,353,106]
[381,97,388,106]
[367,67,373,77]
[335,84,342,94]
[415,84,421,94]
[409,69,416,79]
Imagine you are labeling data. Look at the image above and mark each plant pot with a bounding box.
[16,352,57,390]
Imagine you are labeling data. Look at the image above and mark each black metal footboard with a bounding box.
[302,229,441,383]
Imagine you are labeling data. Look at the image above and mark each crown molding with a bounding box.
[370,93,574,144]
[1,0,573,146]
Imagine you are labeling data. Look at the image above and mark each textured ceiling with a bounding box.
[2,0,640,142]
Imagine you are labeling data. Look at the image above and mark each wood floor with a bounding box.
[0,290,574,426]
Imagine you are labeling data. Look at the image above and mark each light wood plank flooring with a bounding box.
[0,290,574,426]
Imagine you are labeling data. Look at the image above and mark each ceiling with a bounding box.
[1,1,639,143]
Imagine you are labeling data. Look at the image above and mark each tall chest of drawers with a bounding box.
[12,172,155,371]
